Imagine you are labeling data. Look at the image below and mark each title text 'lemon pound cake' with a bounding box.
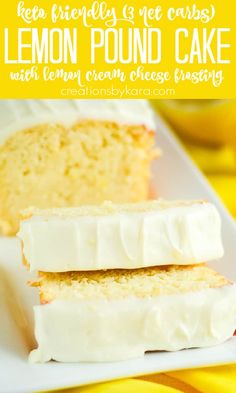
[18,200,224,272]
[29,265,236,362]
[0,100,159,235]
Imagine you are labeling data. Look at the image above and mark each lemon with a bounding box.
[152,100,236,146]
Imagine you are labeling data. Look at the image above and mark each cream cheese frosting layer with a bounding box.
[18,201,224,272]
[0,99,156,145]
[29,284,236,363]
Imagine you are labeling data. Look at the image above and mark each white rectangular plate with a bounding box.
[0,111,236,393]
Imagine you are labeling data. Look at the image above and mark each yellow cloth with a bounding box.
[50,364,236,393]
[43,143,236,393]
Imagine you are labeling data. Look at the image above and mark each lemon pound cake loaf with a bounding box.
[18,200,223,272]
[0,100,159,235]
[30,265,236,362]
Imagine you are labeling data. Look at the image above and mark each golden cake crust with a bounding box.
[34,264,230,304]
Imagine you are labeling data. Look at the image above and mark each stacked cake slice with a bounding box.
[18,200,236,362]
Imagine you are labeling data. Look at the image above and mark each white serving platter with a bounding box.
[0,110,236,393]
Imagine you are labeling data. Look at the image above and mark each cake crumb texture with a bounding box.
[0,119,158,235]
[37,264,229,303]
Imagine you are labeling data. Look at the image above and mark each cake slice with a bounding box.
[0,100,159,235]
[30,264,236,362]
[18,200,224,272]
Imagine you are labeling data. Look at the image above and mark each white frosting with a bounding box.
[29,284,236,362]
[18,202,224,272]
[0,99,156,145]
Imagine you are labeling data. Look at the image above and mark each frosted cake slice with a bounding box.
[30,264,236,362]
[18,200,224,272]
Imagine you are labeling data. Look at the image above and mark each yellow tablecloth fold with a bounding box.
[54,364,236,393]
[60,379,181,393]
[168,365,236,393]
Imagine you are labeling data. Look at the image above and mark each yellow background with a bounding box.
[0,0,235,98]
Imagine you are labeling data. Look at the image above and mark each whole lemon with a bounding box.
[153,100,236,146]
